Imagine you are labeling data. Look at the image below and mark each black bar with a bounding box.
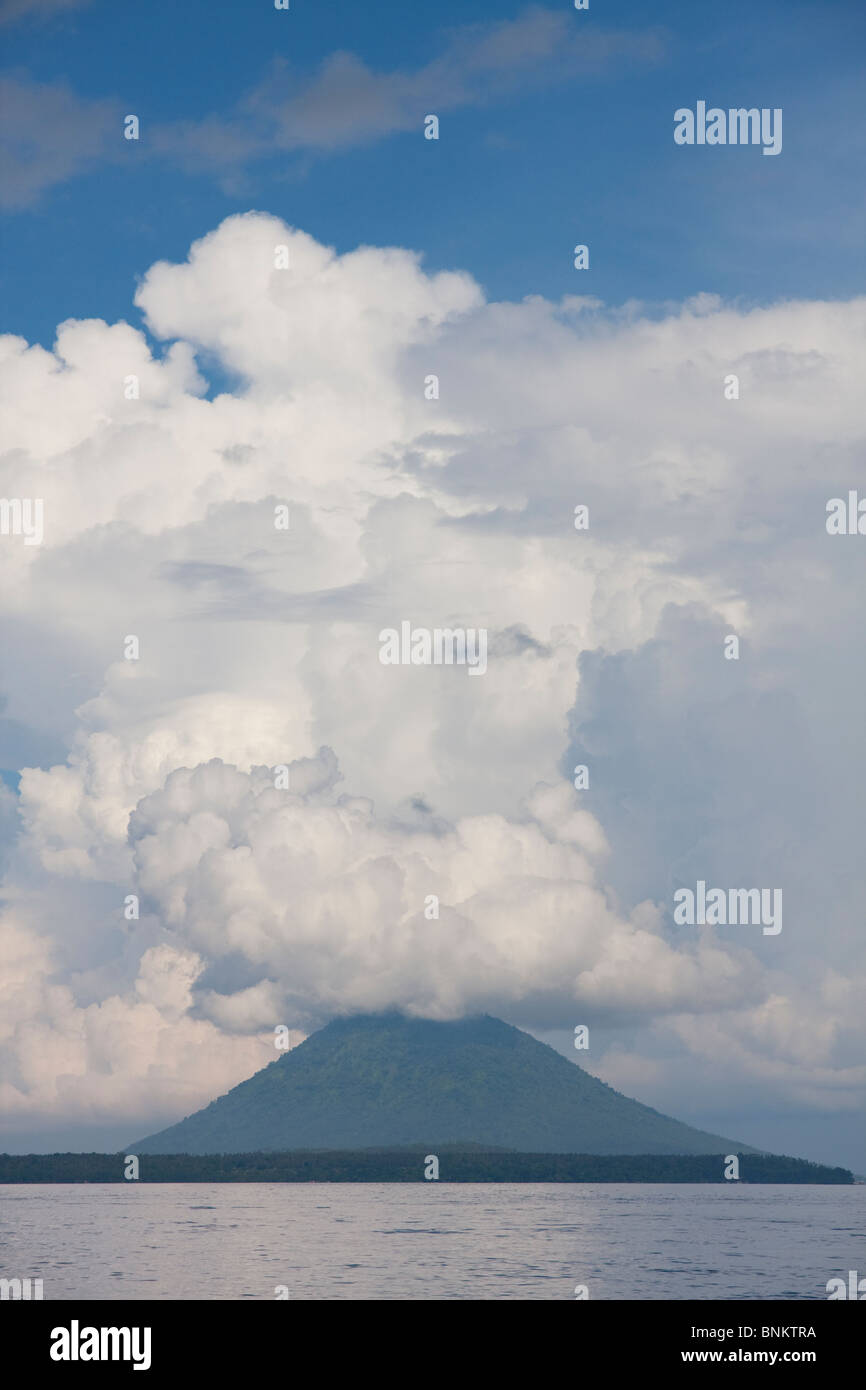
[7,1298,861,1375]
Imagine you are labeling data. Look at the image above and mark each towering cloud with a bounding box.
[0,215,863,1144]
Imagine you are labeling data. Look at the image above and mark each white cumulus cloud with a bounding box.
[0,213,863,1144]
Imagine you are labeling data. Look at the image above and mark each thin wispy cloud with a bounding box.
[0,74,120,208]
[0,8,666,206]
[154,9,666,168]
[0,0,91,24]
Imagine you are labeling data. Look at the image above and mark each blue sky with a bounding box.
[2,0,864,350]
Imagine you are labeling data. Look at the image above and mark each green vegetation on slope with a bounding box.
[132,1013,757,1156]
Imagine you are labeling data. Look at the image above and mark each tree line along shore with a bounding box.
[0,1151,853,1184]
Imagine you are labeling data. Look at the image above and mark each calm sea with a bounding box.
[1,1183,863,1300]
